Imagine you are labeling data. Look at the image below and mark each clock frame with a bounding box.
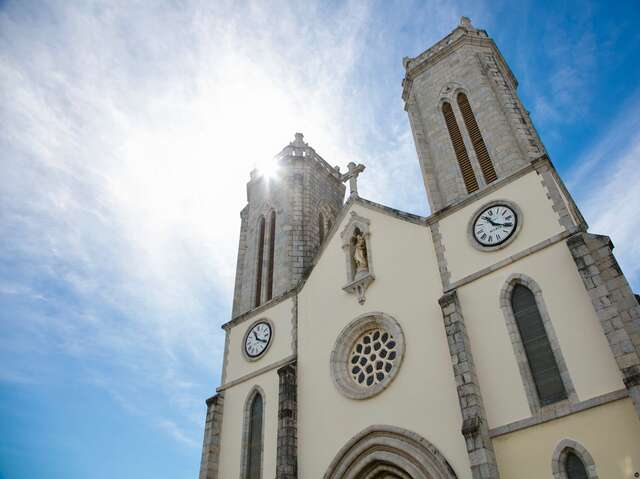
[467,199,523,252]
[242,319,274,361]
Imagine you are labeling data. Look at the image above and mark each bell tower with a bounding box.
[231,133,345,317]
[403,17,546,212]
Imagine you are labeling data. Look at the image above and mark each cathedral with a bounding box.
[199,17,640,479]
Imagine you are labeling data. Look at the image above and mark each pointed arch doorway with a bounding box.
[323,426,458,479]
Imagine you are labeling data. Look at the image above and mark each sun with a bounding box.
[257,157,280,181]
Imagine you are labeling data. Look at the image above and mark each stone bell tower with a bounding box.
[403,16,546,213]
[231,133,345,317]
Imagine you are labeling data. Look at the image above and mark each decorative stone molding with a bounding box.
[551,439,599,479]
[439,291,500,479]
[276,363,297,479]
[323,425,458,479]
[340,212,375,305]
[199,393,225,479]
[534,158,584,233]
[567,232,640,417]
[498,273,578,415]
[430,221,451,290]
[241,318,275,362]
[239,386,266,479]
[489,388,628,438]
[330,312,405,400]
[467,199,523,252]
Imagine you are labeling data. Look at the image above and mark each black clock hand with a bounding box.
[253,331,267,343]
[482,216,499,226]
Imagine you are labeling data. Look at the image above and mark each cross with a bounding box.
[340,162,366,197]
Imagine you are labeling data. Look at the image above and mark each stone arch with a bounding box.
[323,425,458,479]
[551,439,599,478]
[499,273,578,414]
[240,385,266,479]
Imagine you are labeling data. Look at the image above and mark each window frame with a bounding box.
[240,386,266,479]
[551,439,598,479]
[499,274,577,415]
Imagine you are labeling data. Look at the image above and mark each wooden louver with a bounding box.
[442,102,479,193]
[254,217,266,307]
[266,211,276,301]
[457,92,497,184]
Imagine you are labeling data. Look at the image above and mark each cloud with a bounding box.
[2,0,434,448]
[568,89,640,289]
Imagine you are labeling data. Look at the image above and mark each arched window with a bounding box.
[565,452,588,479]
[457,92,497,184]
[327,219,333,232]
[266,211,276,301]
[243,391,264,479]
[551,439,598,479]
[442,101,479,193]
[254,217,266,307]
[319,212,325,244]
[511,284,567,406]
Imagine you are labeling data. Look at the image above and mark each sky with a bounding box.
[1,0,640,477]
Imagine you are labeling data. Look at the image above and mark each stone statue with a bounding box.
[353,232,368,273]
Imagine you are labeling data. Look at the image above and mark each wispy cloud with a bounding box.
[1,0,433,450]
[568,89,640,289]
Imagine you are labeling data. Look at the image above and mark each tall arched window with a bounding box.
[565,452,588,479]
[266,211,276,302]
[511,284,567,406]
[457,92,497,184]
[254,217,266,307]
[319,212,325,244]
[243,392,264,479]
[442,101,479,193]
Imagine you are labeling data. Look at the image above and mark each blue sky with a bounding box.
[1,0,639,477]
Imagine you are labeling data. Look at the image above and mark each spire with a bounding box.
[291,132,306,147]
[459,16,472,28]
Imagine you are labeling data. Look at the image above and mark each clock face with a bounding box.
[473,204,518,247]
[244,321,272,358]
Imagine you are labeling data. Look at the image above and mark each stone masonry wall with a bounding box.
[567,233,640,417]
[404,21,533,212]
[439,291,500,479]
[199,393,224,479]
[232,135,345,317]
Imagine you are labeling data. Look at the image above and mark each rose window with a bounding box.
[349,328,398,387]
[330,313,405,400]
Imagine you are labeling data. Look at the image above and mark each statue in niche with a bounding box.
[352,229,369,278]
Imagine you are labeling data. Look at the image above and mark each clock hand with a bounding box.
[482,216,499,226]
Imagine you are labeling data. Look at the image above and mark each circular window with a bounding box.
[349,329,398,387]
[330,313,405,400]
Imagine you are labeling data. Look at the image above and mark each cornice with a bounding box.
[402,27,518,105]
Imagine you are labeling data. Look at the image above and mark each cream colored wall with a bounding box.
[297,203,471,478]
[218,371,279,478]
[439,170,564,283]
[223,297,294,384]
[458,241,624,427]
[494,398,640,478]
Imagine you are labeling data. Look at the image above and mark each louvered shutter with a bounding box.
[511,285,567,406]
[457,93,497,184]
[442,102,479,193]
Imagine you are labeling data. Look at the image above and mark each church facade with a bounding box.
[199,18,640,479]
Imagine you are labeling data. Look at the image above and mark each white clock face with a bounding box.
[473,204,517,247]
[244,321,272,358]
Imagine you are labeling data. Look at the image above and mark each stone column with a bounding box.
[439,291,500,479]
[199,393,225,479]
[276,362,297,479]
[567,232,640,416]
